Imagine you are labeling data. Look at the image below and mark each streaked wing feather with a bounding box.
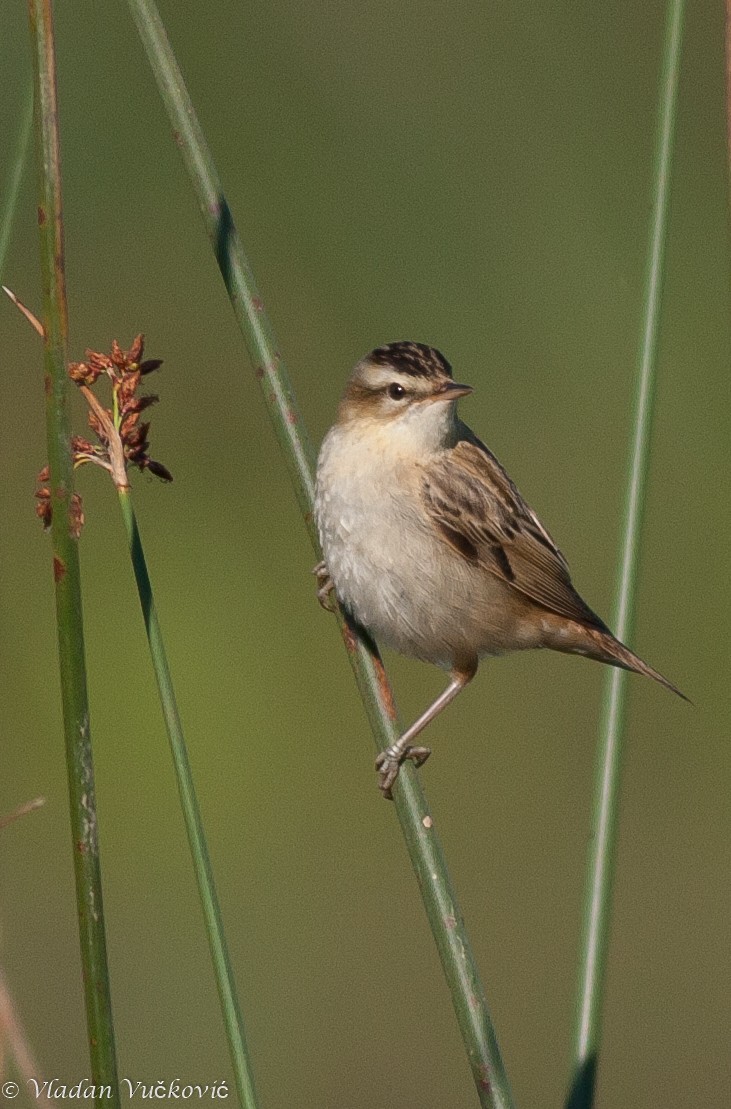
[421,435,605,628]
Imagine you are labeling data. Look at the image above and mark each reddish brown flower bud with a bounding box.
[68,361,102,386]
[120,411,140,437]
[86,350,114,373]
[117,370,141,406]
[126,334,145,365]
[110,339,126,369]
[71,436,95,455]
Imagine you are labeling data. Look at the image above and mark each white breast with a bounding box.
[317,422,401,600]
[314,415,534,668]
[314,419,471,665]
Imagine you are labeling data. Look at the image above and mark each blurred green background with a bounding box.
[1,1,729,1106]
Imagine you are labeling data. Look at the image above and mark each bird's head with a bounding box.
[337,342,472,449]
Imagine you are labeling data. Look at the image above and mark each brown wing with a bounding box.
[421,432,606,629]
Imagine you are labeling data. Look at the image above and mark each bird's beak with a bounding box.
[429,380,474,403]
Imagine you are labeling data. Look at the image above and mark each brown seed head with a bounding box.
[86,350,114,374]
[110,339,127,370]
[118,370,141,407]
[68,361,103,386]
[36,333,170,535]
[126,333,145,366]
[71,435,95,456]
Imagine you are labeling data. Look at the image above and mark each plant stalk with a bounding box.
[125,1,513,1104]
[567,2,686,1106]
[27,0,120,1098]
[117,489,259,1109]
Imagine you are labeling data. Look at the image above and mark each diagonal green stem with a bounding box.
[27,0,120,1099]
[124,1,514,1104]
[117,489,259,1109]
[0,82,33,274]
[567,2,686,1106]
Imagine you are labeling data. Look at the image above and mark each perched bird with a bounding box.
[314,341,684,796]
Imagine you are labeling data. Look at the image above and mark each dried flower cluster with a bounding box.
[36,334,172,536]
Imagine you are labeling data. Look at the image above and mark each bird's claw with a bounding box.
[312,561,337,612]
[375,744,431,799]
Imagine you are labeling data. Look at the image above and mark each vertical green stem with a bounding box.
[124,1,514,1104]
[567,2,686,1106]
[117,489,260,1109]
[27,0,120,1099]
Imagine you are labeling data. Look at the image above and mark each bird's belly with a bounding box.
[316,458,530,666]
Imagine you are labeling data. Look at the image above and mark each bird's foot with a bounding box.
[375,743,431,799]
[312,561,337,612]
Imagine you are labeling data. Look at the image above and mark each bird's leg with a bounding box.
[376,663,476,798]
[312,560,337,612]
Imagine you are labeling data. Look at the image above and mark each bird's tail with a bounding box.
[540,611,688,701]
[579,626,688,702]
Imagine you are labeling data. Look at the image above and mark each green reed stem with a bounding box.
[0,82,33,274]
[116,488,259,1109]
[567,2,686,1106]
[124,1,514,1104]
[27,0,120,1099]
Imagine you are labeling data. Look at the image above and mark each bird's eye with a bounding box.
[388,382,406,400]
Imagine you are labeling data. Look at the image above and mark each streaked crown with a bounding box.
[367,341,453,380]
